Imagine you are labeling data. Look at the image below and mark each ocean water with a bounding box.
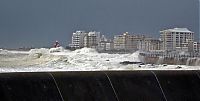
[0,47,198,73]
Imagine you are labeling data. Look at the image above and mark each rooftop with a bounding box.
[160,28,193,33]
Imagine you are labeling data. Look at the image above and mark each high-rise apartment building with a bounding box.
[160,28,194,51]
[70,31,101,49]
[84,31,101,48]
[70,31,87,49]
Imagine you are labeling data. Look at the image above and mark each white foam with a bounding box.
[29,48,50,54]
[0,49,10,54]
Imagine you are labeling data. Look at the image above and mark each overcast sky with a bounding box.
[0,0,199,48]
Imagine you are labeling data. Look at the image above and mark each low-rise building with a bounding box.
[98,35,114,51]
[113,32,145,51]
[193,42,198,51]
[98,40,114,51]
[138,38,161,51]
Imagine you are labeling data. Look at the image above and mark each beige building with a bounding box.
[138,38,161,51]
[98,35,114,51]
[113,34,126,50]
[160,28,194,51]
[113,32,145,51]
[98,41,114,51]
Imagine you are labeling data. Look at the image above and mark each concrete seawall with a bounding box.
[143,56,200,66]
[139,52,200,66]
[0,71,200,101]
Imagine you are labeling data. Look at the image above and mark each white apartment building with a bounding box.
[70,31,87,49]
[84,31,101,48]
[160,28,194,51]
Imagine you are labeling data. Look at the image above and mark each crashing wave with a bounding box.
[73,48,98,54]
[0,49,10,54]
[49,47,65,53]
[116,51,141,62]
[129,51,141,62]
[28,48,50,59]
[29,48,50,54]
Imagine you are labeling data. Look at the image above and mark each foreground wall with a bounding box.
[0,71,200,101]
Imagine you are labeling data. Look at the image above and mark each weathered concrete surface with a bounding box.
[0,71,199,101]
[144,57,192,65]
